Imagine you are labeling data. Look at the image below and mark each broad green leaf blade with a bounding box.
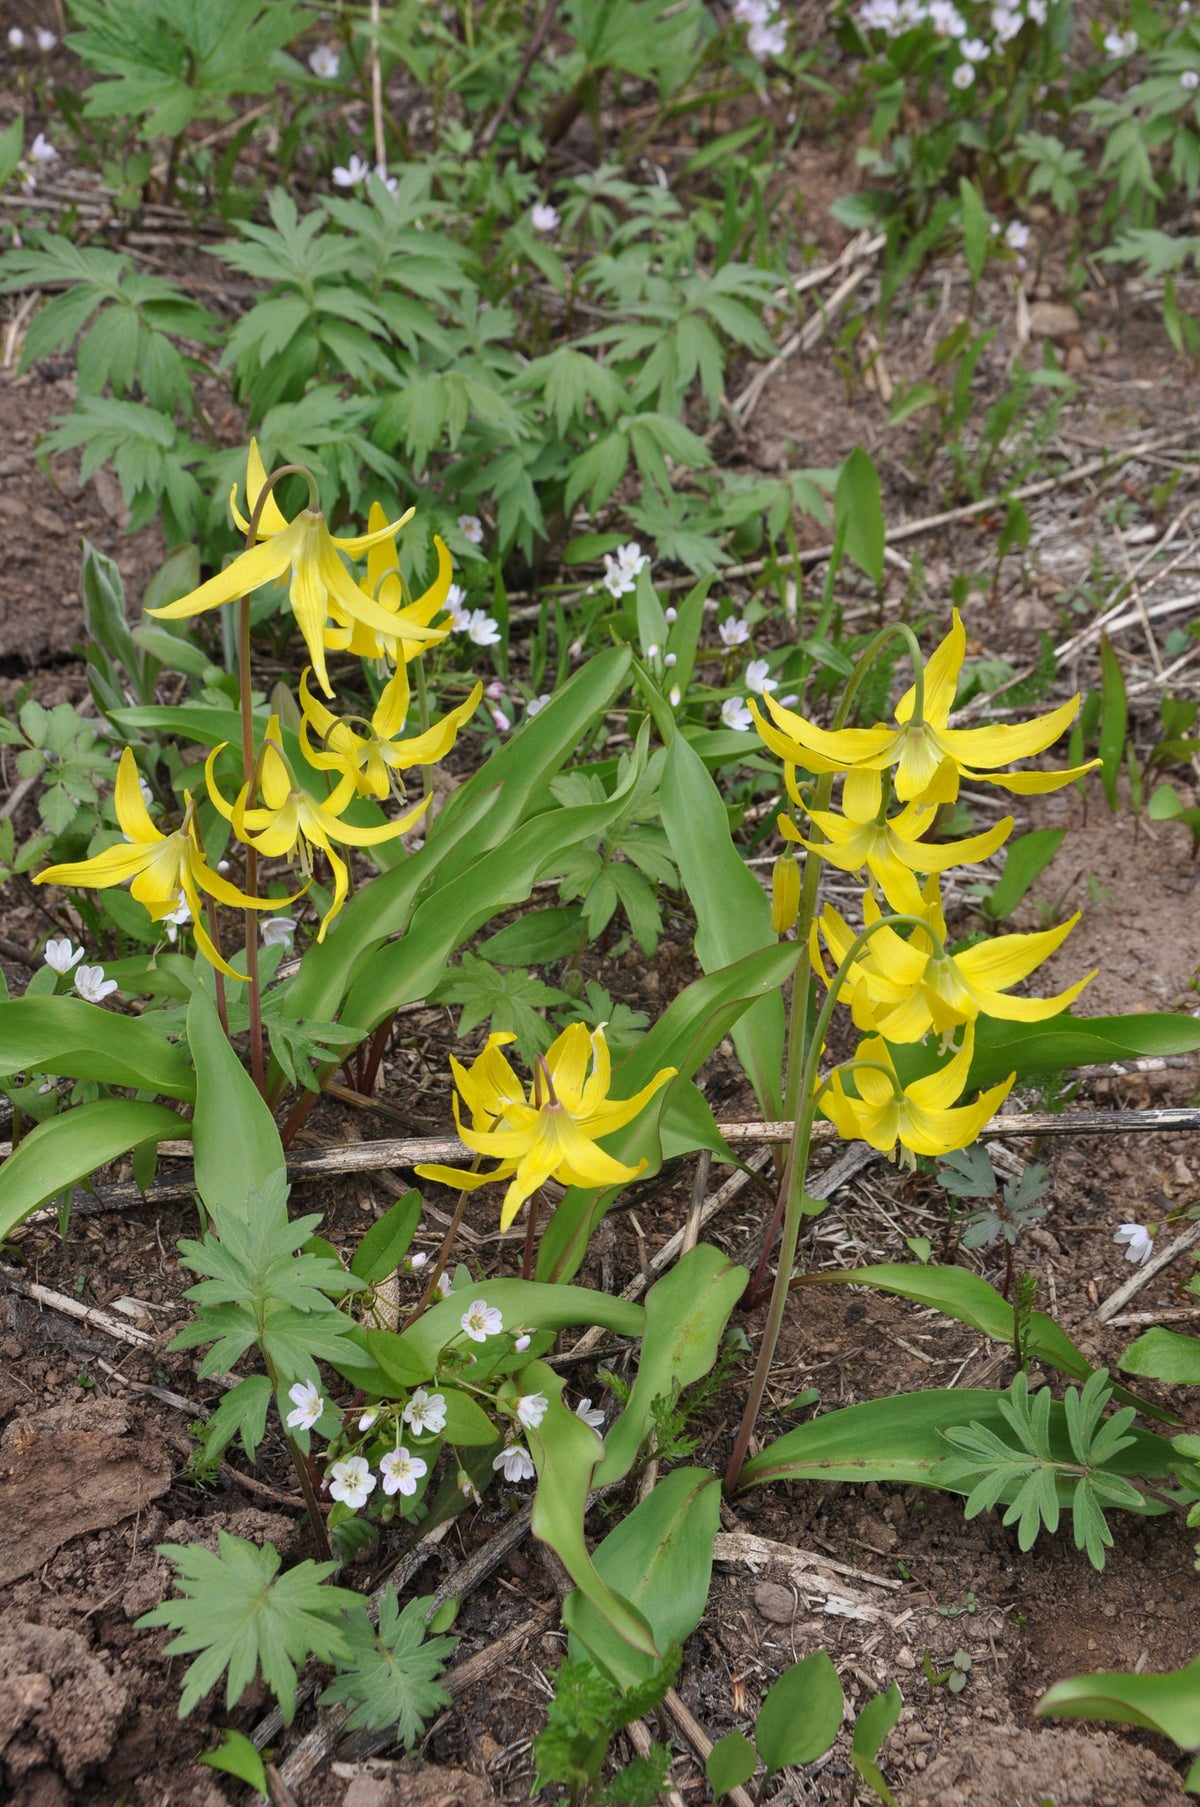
[395,1277,645,1375]
[1120,1327,1200,1386]
[739,1389,1178,1498]
[983,828,1067,923]
[0,995,195,1099]
[563,1467,720,1687]
[1038,1658,1200,1750]
[755,1649,844,1773]
[835,446,885,585]
[852,1683,903,1807]
[524,1362,659,1663]
[188,985,284,1214]
[963,1011,1200,1089]
[0,1099,185,1240]
[959,176,990,285]
[1098,632,1127,814]
[594,1245,747,1485]
[351,1191,421,1283]
[707,1731,758,1796]
[198,1728,269,1798]
[660,731,785,1118]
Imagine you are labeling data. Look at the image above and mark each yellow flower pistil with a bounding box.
[415,1025,677,1231]
[35,748,280,980]
[298,666,483,802]
[785,766,1015,916]
[324,502,455,665]
[147,441,433,698]
[814,880,1094,1044]
[206,714,428,940]
[752,610,1097,805]
[820,1025,1014,1166]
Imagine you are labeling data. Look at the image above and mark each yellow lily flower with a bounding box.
[415,1024,677,1231]
[147,441,423,698]
[820,1026,1014,1165]
[324,503,454,665]
[34,748,279,980]
[784,766,1015,915]
[752,610,1097,804]
[814,880,1094,1043]
[298,666,483,801]
[206,715,428,940]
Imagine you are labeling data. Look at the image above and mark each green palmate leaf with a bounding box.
[563,1468,721,1687]
[187,984,283,1215]
[595,1245,747,1485]
[659,730,785,1119]
[1038,1657,1200,1750]
[0,996,195,1099]
[738,1388,1178,1501]
[0,1099,186,1242]
[196,1373,273,1464]
[136,1532,359,1723]
[755,1650,844,1773]
[524,1362,659,1664]
[318,1588,457,1740]
[539,939,797,1283]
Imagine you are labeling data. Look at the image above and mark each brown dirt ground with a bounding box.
[3,27,1200,1807]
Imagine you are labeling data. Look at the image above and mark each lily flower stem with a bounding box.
[413,653,434,816]
[726,911,935,1495]
[521,1187,542,1282]
[203,896,229,1037]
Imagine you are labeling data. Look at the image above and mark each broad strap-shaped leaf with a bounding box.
[0,995,195,1099]
[595,1245,747,1485]
[188,984,284,1215]
[0,1099,186,1241]
[1038,1657,1200,1750]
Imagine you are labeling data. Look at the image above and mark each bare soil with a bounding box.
[2,31,1200,1807]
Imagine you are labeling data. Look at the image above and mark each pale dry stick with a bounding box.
[661,1688,757,1807]
[732,256,881,424]
[680,1149,711,1257]
[0,1262,154,1348]
[369,0,385,173]
[721,1104,1200,1146]
[623,1716,688,1807]
[1107,1306,1200,1328]
[713,1530,902,1594]
[1113,524,1167,678]
[770,230,889,304]
[1054,513,1200,664]
[1096,1219,1200,1323]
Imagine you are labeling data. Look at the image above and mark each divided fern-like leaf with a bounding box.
[317,1588,457,1740]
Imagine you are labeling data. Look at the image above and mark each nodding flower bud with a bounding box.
[771,853,801,935]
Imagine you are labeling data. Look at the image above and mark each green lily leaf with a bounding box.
[0,995,195,1100]
[0,1098,186,1240]
[1038,1657,1200,1751]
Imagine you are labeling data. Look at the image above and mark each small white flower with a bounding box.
[664,652,677,668]
[1114,1223,1154,1265]
[333,153,370,187]
[8,28,25,50]
[403,1387,448,1436]
[163,893,191,943]
[408,1250,429,1271]
[747,16,788,56]
[962,35,989,59]
[458,513,484,544]
[374,163,399,195]
[646,643,661,661]
[75,964,118,1004]
[513,1333,532,1352]
[1004,220,1030,250]
[718,616,750,648]
[664,606,678,624]
[491,708,511,733]
[44,937,85,975]
[380,1445,428,1496]
[616,541,649,576]
[721,697,754,732]
[951,61,975,87]
[734,0,772,22]
[516,1392,548,1430]
[745,658,777,695]
[468,609,502,647]
[436,1271,453,1297]
[36,28,57,51]
[493,1444,535,1482]
[669,685,682,707]
[929,0,967,33]
[462,1299,503,1343]
[308,43,340,79]
[261,915,297,948]
[444,582,468,630]
[286,1380,324,1431]
[530,202,560,233]
[28,133,58,165]
[486,679,506,701]
[991,4,1023,38]
[328,1454,375,1510]
[1103,27,1136,54]
[575,1397,605,1430]
[603,561,637,599]
[358,1407,379,1432]
[1025,0,1047,18]
[1182,69,1200,89]
[525,694,551,717]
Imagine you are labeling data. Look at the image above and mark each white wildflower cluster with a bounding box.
[530,201,560,234]
[602,541,651,599]
[734,0,788,60]
[331,154,399,194]
[1114,1222,1154,1265]
[45,934,121,1003]
[9,28,58,50]
[857,0,1050,88]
